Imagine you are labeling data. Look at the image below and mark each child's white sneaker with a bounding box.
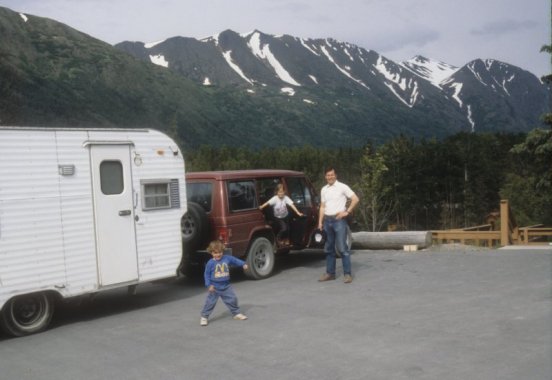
[233,313,248,320]
[200,317,208,326]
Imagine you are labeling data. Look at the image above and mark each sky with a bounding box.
[1,0,550,77]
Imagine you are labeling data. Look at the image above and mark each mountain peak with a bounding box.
[411,55,430,63]
[401,56,459,87]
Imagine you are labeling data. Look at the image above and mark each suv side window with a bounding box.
[227,180,257,211]
[186,182,213,212]
[286,177,312,207]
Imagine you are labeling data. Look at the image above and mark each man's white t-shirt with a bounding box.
[321,180,355,216]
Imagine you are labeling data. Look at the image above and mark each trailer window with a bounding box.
[143,182,171,210]
[100,160,124,195]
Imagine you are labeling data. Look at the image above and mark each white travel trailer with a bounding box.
[0,127,187,336]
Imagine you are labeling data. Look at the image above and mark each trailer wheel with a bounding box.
[0,293,54,337]
[245,237,275,280]
[180,202,209,275]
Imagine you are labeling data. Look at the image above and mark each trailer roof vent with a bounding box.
[58,165,75,176]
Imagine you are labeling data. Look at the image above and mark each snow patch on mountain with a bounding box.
[320,45,370,90]
[149,54,168,68]
[145,40,166,49]
[223,50,253,85]
[240,31,255,38]
[281,87,295,96]
[500,74,516,95]
[401,56,458,88]
[375,56,419,107]
[19,13,28,22]
[444,80,463,107]
[309,75,318,84]
[344,47,354,62]
[467,104,475,131]
[467,63,488,87]
[248,32,301,86]
[202,34,219,46]
[472,59,516,95]
[300,38,320,56]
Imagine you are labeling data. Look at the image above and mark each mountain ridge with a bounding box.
[0,6,548,149]
[116,29,548,135]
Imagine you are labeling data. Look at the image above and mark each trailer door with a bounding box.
[90,144,138,286]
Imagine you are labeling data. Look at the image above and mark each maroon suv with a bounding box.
[181,170,324,279]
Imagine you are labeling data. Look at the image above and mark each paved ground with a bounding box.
[1,247,551,380]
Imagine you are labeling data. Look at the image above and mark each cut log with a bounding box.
[351,231,432,250]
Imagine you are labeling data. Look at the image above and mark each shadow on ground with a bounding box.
[43,249,326,333]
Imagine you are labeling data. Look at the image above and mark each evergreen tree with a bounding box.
[499,45,552,225]
[355,145,394,231]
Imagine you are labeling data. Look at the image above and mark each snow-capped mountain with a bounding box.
[440,59,548,132]
[117,28,468,140]
[0,5,548,148]
[116,30,548,133]
[118,30,441,109]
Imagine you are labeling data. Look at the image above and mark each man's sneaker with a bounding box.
[344,274,353,283]
[318,273,336,282]
[233,313,248,320]
[200,317,208,326]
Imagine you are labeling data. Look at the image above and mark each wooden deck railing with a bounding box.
[432,200,552,247]
[519,226,552,245]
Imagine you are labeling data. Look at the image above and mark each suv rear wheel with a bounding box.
[245,237,274,280]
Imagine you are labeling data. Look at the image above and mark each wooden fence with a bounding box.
[432,200,552,247]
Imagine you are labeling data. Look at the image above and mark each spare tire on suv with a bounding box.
[180,202,209,275]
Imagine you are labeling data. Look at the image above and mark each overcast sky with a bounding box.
[2,0,550,77]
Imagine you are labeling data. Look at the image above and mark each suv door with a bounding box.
[285,176,319,247]
[225,179,264,254]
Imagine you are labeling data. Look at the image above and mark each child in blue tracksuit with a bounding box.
[200,240,248,326]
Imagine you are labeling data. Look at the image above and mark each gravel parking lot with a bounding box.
[1,247,551,380]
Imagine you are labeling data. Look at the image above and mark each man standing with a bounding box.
[318,167,360,283]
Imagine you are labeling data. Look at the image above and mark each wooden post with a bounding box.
[500,200,509,246]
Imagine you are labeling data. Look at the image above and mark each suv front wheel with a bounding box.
[245,237,275,280]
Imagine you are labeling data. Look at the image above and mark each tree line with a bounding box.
[184,129,552,231]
